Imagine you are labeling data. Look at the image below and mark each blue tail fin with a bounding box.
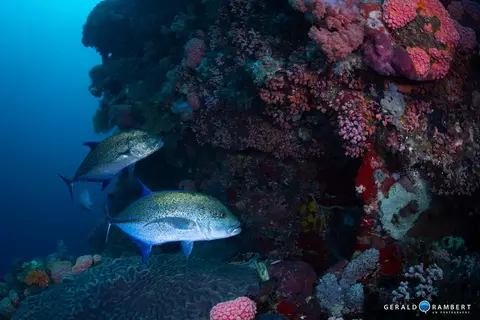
[57,173,74,202]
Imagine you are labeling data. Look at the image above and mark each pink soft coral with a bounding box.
[210,297,256,320]
[307,3,365,62]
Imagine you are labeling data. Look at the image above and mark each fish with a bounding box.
[57,130,164,201]
[105,180,242,263]
[79,189,93,211]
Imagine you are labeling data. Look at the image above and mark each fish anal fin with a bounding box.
[131,238,152,263]
[181,241,194,257]
[83,142,99,150]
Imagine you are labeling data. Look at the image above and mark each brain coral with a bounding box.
[12,254,259,320]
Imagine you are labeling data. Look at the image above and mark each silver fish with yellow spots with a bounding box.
[58,130,164,201]
[105,180,242,262]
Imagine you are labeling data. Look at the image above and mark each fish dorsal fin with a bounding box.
[136,179,152,197]
[181,241,194,257]
[83,141,99,150]
[144,217,196,230]
[131,238,152,263]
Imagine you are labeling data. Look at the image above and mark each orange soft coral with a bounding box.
[25,270,50,287]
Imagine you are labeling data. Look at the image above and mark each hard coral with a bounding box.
[382,0,418,29]
[366,0,460,80]
[210,297,257,320]
[72,254,101,274]
[406,47,431,78]
[12,254,259,320]
[0,290,19,318]
[48,260,73,284]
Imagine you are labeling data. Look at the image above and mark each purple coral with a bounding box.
[268,261,317,303]
[316,249,379,317]
[339,248,379,289]
[363,30,415,79]
[392,263,443,302]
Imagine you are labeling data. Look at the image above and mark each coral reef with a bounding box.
[5,0,479,319]
[76,0,480,317]
[316,249,379,318]
[12,254,259,319]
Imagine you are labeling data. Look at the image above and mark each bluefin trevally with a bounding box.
[58,130,164,201]
[106,180,242,262]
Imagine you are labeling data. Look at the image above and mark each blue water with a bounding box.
[0,0,104,275]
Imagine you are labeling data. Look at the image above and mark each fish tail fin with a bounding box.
[57,173,74,202]
[105,196,113,243]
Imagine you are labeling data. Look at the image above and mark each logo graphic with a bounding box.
[419,300,431,313]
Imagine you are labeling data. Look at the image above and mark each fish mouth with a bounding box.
[153,140,165,150]
[228,222,242,236]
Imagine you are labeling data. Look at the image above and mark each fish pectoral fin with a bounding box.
[131,238,152,263]
[120,148,132,157]
[116,154,130,161]
[144,217,196,230]
[83,141,100,150]
[181,241,194,257]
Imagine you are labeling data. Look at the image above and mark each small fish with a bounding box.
[105,180,242,262]
[58,130,164,201]
[79,189,93,211]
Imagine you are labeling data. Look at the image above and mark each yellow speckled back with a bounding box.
[114,191,228,224]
